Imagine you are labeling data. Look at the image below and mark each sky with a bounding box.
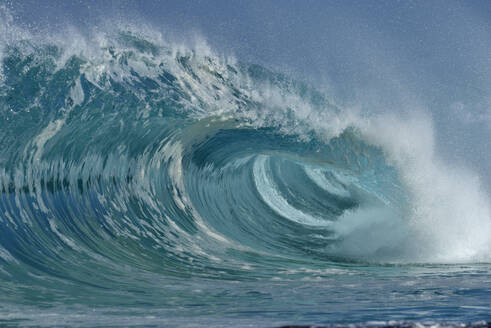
[4,0,491,185]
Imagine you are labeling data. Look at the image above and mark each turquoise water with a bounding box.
[1,17,491,327]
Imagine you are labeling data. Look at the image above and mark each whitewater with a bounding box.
[1,4,491,327]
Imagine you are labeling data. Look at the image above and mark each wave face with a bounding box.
[1,15,491,327]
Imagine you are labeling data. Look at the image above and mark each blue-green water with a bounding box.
[1,16,491,327]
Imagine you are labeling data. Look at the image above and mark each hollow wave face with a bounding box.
[0,20,491,294]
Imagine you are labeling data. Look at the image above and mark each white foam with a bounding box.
[360,113,491,262]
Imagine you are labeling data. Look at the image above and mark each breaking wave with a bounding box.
[1,14,490,292]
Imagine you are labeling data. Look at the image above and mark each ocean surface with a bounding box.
[1,7,491,327]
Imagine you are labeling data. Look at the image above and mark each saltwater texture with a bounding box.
[1,16,491,327]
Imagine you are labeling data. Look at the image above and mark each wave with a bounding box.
[1,15,491,289]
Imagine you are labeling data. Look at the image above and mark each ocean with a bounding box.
[1,4,491,327]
